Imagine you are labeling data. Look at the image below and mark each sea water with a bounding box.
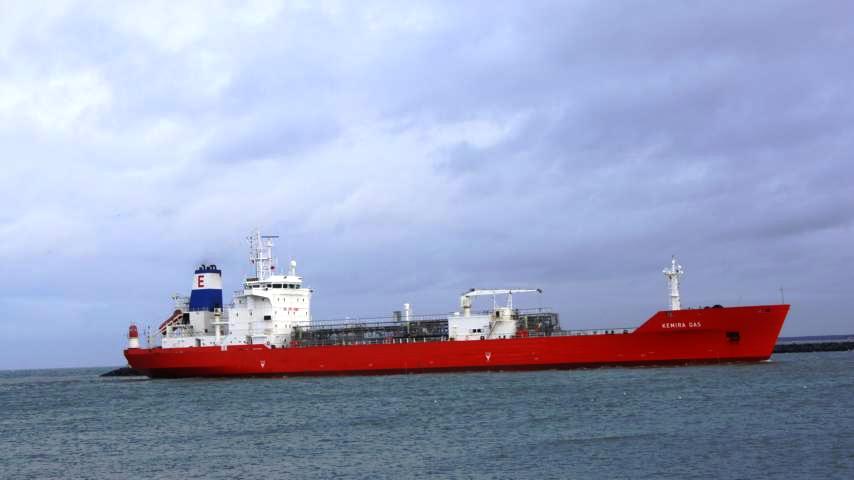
[1,352,851,479]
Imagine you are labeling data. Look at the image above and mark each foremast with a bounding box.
[663,256,684,311]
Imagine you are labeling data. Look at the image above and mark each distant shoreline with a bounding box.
[774,341,853,353]
[777,334,854,344]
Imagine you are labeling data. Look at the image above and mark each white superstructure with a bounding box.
[160,231,312,349]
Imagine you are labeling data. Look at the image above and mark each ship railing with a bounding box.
[163,326,197,338]
[291,336,450,347]
[187,307,225,312]
[309,313,451,329]
[308,307,555,330]
[288,325,637,348]
[524,327,636,338]
[294,308,555,341]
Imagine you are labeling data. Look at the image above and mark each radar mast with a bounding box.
[248,230,279,280]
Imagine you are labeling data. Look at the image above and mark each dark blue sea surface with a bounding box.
[1,352,852,479]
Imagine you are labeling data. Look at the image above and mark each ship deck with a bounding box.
[291,309,633,347]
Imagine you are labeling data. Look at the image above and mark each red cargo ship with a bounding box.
[124,232,789,378]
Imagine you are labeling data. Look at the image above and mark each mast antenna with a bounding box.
[248,230,279,280]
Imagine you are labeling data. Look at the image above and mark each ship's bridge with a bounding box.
[244,273,303,291]
[227,254,312,346]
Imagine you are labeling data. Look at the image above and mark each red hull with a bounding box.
[125,305,788,378]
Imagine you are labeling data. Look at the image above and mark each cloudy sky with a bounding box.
[1,0,851,369]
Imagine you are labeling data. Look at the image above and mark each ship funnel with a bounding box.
[190,264,223,311]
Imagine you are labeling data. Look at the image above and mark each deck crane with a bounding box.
[460,288,542,317]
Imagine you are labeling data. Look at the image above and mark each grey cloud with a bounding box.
[204,113,341,163]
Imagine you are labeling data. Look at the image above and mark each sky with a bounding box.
[1,0,852,369]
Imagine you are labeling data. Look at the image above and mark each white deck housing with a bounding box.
[160,231,312,349]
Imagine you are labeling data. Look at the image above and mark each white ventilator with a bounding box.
[663,256,684,311]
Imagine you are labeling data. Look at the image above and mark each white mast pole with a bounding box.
[249,230,262,279]
[264,236,274,277]
[663,256,684,311]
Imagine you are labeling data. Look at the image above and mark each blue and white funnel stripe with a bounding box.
[190,264,223,311]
